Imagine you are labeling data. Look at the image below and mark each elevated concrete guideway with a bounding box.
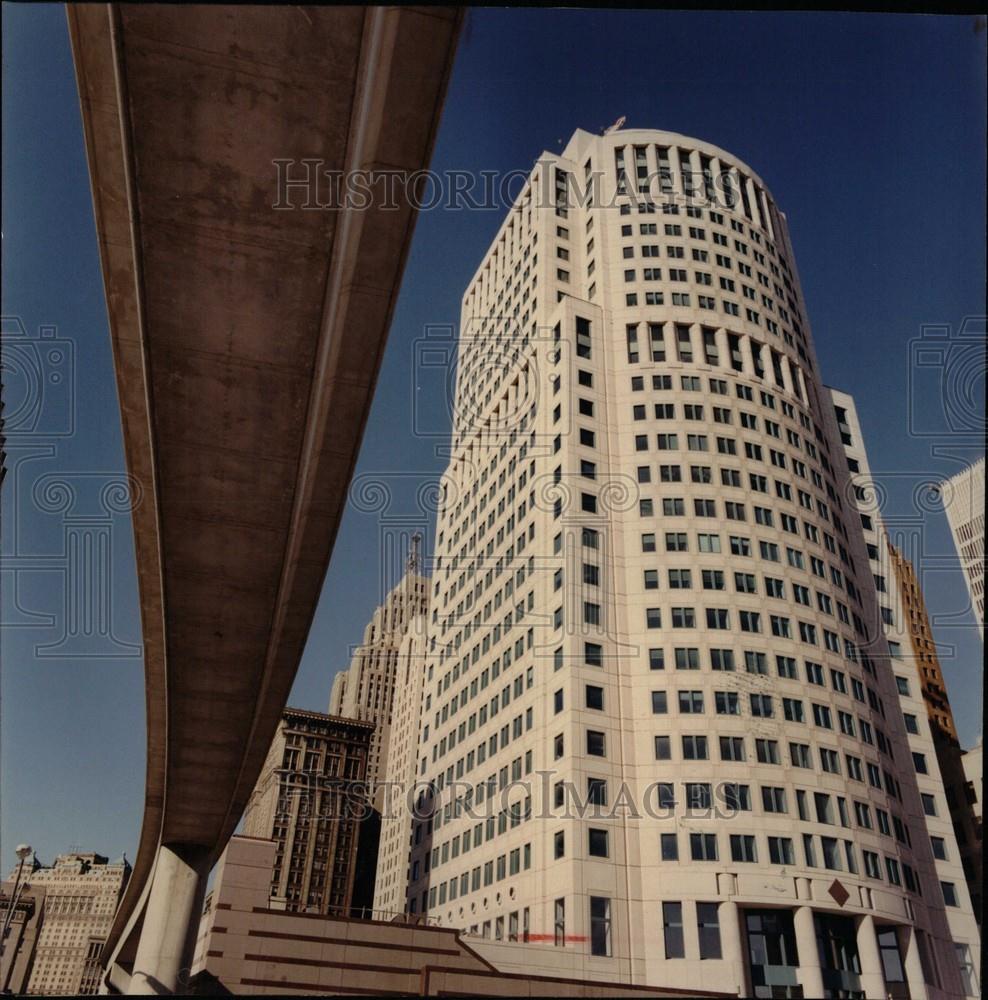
[67,5,461,992]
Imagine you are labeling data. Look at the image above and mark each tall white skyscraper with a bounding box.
[394,127,978,998]
[940,457,985,626]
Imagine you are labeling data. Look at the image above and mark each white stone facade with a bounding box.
[328,558,429,796]
[388,127,979,997]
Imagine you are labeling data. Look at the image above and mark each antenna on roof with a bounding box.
[603,116,626,136]
[407,532,422,574]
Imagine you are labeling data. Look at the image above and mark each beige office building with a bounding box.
[9,852,129,996]
[940,457,985,626]
[329,539,429,797]
[390,127,982,998]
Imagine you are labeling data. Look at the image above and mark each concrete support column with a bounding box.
[710,156,724,207]
[901,926,930,1000]
[739,335,757,378]
[668,146,686,201]
[714,327,730,370]
[791,361,806,403]
[745,176,761,226]
[759,189,774,238]
[683,148,700,202]
[793,905,825,999]
[780,355,795,396]
[727,166,742,212]
[130,844,210,995]
[719,899,747,997]
[855,915,887,1000]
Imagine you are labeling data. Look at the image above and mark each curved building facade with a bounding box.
[402,128,979,998]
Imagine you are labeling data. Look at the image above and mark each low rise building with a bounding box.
[192,835,732,997]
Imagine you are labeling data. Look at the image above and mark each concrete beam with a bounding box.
[67,4,460,990]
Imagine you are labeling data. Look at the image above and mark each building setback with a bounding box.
[390,127,982,998]
[241,708,374,916]
[7,852,130,996]
[940,457,985,626]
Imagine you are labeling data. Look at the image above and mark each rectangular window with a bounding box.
[730,834,757,862]
[588,777,607,806]
[690,832,718,860]
[768,836,795,865]
[660,833,678,860]
[956,943,977,997]
[554,831,565,859]
[697,902,722,959]
[588,828,609,858]
[662,902,685,959]
[589,896,611,956]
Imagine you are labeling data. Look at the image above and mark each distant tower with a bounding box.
[328,536,429,801]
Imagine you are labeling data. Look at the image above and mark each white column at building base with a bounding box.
[129,844,210,995]
[718,899,747,997]
[901,926,930,1000]
[855,914,887,1000]
[793,905,825,999]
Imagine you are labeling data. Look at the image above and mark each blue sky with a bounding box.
[2,7,984,867]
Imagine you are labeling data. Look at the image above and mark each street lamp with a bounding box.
[1,845,33,957]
